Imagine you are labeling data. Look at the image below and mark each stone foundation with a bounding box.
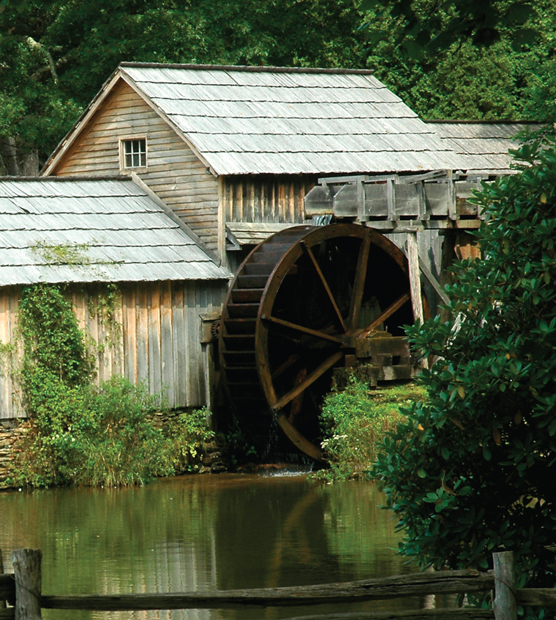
[0,411,228,489]
[0,419,26,488]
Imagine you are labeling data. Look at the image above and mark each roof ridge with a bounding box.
[119,62,374,75]
[0,175,132,182]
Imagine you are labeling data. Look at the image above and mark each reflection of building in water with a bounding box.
[1,476,450,620]
[127,539,216,620]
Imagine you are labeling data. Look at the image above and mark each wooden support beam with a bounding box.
[257,608,494,620]
[493,551,517,620]
[356,179,367,222]
[406,232,424,324]
[418,257,450,306]
[12,549,42,620]
[387,178,397,221]
[447,174,457,221]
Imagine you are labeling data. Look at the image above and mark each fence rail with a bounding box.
[1,548,555,620]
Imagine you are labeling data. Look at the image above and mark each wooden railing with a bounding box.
[1,549,555,620]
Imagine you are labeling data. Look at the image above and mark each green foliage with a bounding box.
[1,0,556,167]
[9,284,213,488]
[0,0,366,164]
[30,240,92,266]
[18,283,93,389]
[315,378,427,481]
[360,0,539,55]
[220,415,259,467]
[162,407,215,474]
[374,139,556,604]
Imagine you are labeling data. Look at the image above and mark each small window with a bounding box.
[122,138,147,168]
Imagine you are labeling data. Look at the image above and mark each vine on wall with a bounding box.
[7,283,213,488]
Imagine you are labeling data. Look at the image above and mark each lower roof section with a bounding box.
[0,176,232,286]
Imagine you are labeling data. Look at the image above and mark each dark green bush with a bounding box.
[374,139,556,607]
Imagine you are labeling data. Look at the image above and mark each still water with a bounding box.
[0,473,426,620]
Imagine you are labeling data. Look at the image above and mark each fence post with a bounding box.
[0,548,5,610]
[12,549,42,620]
[493,551,516,620]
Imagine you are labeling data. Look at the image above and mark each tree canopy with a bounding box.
[0,0,554,172]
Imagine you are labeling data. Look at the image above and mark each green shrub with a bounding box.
[10,376,215,488]
[373,138,556,610]
[8,284,214,488]
[70,378,170,487]
[314,377,427,481]
[162,406,215,474]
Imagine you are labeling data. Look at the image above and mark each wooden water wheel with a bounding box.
[219,223,427,460]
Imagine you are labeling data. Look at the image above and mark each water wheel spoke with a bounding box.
[276,414,323,461]
[348,232,371,329]
[272,353,302,380]
[302,241,347,333]
[288,368,308,422]
[262,314,343,344]
[272,351,344,412]
[356,292,410,338]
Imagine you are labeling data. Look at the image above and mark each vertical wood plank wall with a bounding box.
[52,80,221,253]
[0,287,21,418]
[222,175,316,223]
[0,281,227,419]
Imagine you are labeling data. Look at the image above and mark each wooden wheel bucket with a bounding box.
[219,223,427,460]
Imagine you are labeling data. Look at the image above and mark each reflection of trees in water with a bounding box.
[213,477,338,593]
[0,476,426,620]
[317,480,410,579]
[1,481,218,620]
[213,478,424,620]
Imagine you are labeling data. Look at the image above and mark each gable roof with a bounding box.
[0,177,232,286]
[427,121,541,175]
[44,63,465,177]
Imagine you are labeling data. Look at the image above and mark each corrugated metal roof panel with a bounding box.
[0,178,232,287]
[120,64,464,175]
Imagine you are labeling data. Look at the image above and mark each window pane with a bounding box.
[123,139,146,168]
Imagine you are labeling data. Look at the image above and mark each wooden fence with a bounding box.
[1,548,555,620]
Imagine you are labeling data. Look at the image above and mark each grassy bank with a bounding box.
[313,378,428,481]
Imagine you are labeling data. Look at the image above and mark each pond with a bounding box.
[0,472,431,619]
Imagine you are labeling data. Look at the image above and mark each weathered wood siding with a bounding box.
[0,281,226,419]
[222,175,316,223]
[0,287,22,418]
[52,80,221,253]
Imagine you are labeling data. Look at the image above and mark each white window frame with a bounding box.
[119,136,148,170]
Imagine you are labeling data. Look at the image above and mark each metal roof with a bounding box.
[428,121,541,174]
[0,177,231,286]
[117,63,465,176]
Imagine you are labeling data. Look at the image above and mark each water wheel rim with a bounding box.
[221,223,428,461]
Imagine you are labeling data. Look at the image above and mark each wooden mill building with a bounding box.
[0,177,231,420]
[42,63,466,270]
[0,63,530,423]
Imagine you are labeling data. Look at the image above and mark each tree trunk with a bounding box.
[0,138,39,176]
